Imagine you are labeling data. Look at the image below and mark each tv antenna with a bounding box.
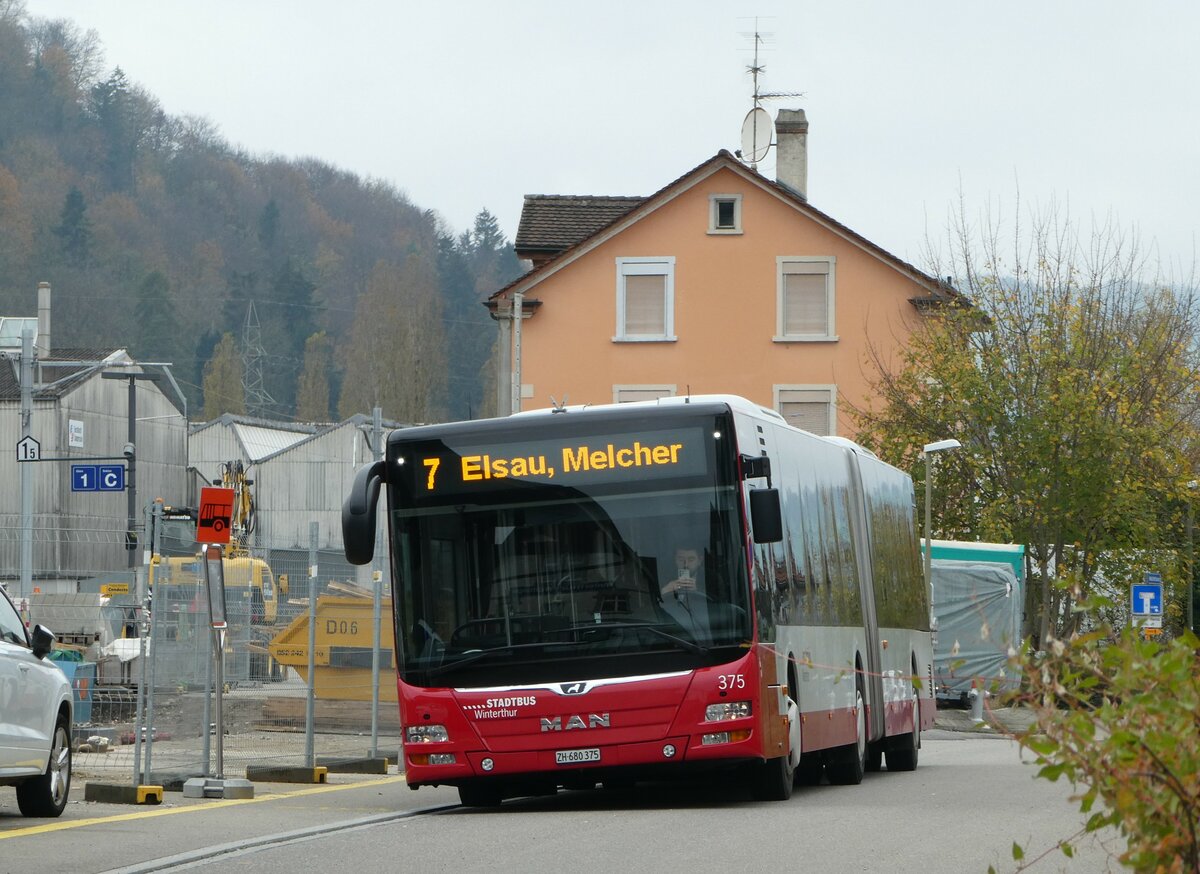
[736,24,804,169]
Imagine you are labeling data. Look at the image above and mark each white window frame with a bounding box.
[612,385,676,404]
[774,384,837,436]
[707,193,743,235]
[615,257,676,342]
[775,256,837,341]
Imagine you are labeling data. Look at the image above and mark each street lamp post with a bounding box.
[1188,480,1198,636]
[923,439,962,588]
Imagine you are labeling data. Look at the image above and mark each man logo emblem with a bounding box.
[560,682,586,695]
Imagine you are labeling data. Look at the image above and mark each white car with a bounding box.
[0,586,72,817]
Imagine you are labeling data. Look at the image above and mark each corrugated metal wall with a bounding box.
[0,370,187,584]
[254,420,376,550]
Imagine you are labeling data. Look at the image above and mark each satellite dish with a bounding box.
[740,107,773,164]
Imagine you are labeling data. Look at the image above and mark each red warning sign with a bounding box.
[197,487,235,544]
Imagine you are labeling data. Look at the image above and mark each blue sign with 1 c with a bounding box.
[71,464,126,492]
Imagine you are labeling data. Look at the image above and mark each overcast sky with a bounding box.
[22,1,1200,278]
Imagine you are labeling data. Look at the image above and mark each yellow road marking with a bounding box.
[0,775,406,840]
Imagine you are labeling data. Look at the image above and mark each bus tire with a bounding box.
[886,664,921,772]
[457,782,503,808]
[750,672,799,801]
[826,680,867,786]
[749,753,794,801]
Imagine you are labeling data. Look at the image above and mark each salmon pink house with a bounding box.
[487,110,960,439]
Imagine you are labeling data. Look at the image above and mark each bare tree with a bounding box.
[856,195,1200,642]
[26,17,104,91]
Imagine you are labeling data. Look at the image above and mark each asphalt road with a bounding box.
[0,732,1120,874]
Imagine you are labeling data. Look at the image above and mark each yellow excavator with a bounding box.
[149,461,286,625]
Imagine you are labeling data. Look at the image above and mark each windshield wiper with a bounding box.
[565,621,709,655]
[423,640,579,679]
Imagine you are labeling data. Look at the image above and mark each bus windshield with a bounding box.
[389,415,751,687]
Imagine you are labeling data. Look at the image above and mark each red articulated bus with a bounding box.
[342,395,934,807]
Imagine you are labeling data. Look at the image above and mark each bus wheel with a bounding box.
[749,753,794,801]
[458,782,503,808]
[826,680,867,786]
[886,670,921,772]
[750,682,798,801]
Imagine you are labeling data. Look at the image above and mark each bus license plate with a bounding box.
[555,748,601,765]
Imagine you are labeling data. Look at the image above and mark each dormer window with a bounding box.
[708,194,743,234]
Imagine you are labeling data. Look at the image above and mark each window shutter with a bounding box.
[624,274,666,335]
[783,273,827,335]
[616,388,671,403]
[779,389,832,435]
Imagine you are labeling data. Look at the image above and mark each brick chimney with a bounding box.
[36,281,50,356]
[774,109,808,200]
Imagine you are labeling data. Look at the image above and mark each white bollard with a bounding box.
[968,686,988,724]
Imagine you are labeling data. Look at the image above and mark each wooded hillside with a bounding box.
[0,1,522,422]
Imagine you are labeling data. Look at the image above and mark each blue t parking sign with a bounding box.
[1131,583,1163,615]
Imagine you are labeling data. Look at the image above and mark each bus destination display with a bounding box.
[407,426,710,495]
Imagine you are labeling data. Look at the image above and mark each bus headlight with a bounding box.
[406,724,449,743]
[409,753,457,766]
[705,701,752,722]
[702,729,752,745]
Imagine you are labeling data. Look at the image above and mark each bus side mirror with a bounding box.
[749,488,783,543]
[343,461,385,565]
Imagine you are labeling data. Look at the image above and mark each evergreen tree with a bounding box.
[339,257,447,422]
[258,199,279,250]
[470,208,505,252]
[91,67,138,191]
[132,269,178,365]
[271,260,316,359]
[202,332,246,419]
[52,186,90,265]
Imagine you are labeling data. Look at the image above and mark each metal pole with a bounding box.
[201,585,212,774]
[214,623,225,779]
[924,452,932,589]
[19,329,33,600]
[144,500,162,783]
[132,595,148,787]
[305,522,318,767]
[369,407,382,759]
[494,301,512,416]
[512,291,523,414]
[126,375,137,567]
[1188,487,1195,636]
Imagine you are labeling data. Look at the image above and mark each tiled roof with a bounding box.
[515,195,645,255]
[494,151,963,306]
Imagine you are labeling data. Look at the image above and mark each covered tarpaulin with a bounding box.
[931,559,1022,701]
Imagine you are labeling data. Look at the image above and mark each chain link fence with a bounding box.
[8,512,398,790]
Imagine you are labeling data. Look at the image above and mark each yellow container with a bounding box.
[268,595,396,702]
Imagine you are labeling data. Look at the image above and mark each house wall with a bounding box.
[511,165,928,438]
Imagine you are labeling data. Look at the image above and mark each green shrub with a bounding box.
[1005,628,1199,872]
